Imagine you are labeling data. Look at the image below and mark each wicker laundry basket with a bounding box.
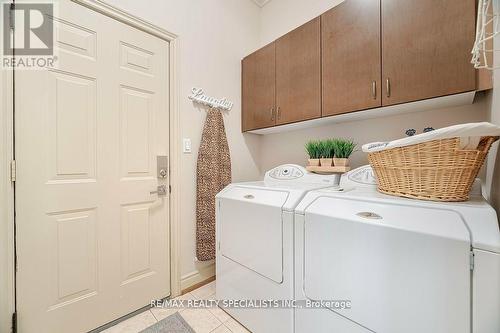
[367,136,499,202]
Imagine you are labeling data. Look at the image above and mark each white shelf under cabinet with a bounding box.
[247,91,476,135]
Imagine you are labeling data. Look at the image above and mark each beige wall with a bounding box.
[259,95,489,174]
[99,0,498,291]
[485,34,500,216]
[260,0,345,45]
[258,0,495,194]
[486,89,500,216]
[103,0,262,287]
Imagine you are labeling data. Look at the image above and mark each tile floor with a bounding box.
[102,281,251,333]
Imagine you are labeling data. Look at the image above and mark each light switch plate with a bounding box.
[183,138,192,153]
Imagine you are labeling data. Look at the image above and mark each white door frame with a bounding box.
[0,41,15,333]
[0,1,182,331]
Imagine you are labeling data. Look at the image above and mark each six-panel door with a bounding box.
[15,1,170,332]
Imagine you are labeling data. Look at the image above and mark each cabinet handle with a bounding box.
[277,106,281,120]
[270,107,275,121]
[372,81,377,99]
[386,78,391,98]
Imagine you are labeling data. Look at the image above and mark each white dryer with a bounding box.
[216,164,339,333]
[294,165,500,333]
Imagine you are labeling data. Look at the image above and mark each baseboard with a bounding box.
[182,275,216,295]
[180,263,215,291]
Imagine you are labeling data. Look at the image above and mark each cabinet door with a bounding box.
[242,43,276,132]
[381,0,476,106]
[322,0,381,117]
[276,18,321,125]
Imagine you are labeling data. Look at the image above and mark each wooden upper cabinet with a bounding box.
[381,0,476,106]
[322,0,382,117]
[242,42,276,132]
[275,17,321,125]
[241,0,481,132]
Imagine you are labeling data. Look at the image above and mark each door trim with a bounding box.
[0,2,182,329]
[72,0,183,298]
[0,40,15,333]
[73,0,177,41]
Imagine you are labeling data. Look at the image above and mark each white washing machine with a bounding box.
[294,165,500,333]
[216,164,339,333]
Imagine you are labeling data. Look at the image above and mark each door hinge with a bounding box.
[10,160,16,182]
[11,311,17,333]
[169,185,171,194]
[9,3,15,30]
[470,251,475,271]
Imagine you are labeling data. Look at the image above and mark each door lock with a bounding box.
[157,156,168,179]
[150,184,167,196]
[159,169,167,178]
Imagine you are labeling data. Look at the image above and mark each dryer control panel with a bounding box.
[268,165,304,180]
[265,164,339,185]
[341,165,377,187]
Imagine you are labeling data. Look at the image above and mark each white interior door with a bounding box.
[15,1,170,332]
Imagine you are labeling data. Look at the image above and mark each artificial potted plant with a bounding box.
[305,140,321,166]
[319,139,334,167]
[332,139,356,167]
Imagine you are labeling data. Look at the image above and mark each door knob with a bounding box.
[150,185,167,196]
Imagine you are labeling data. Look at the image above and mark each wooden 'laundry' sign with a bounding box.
[188,87,234,111]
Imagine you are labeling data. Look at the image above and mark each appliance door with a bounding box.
[302,196,471,333]
[473,249,500,333]
[219,186,288,283]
